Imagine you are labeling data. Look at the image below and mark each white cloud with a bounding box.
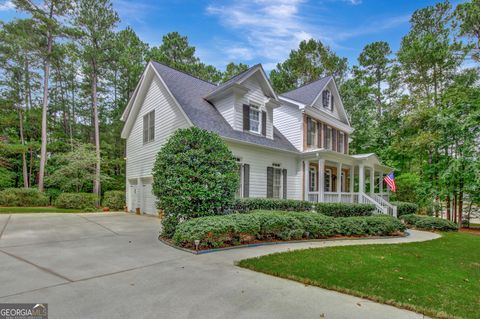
[206,0,319,63]
[0,0,14,11]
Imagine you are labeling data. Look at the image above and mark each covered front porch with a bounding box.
[302,151,397,216]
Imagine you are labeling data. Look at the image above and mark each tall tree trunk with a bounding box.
[38,5,54,192]
[29,148,33,186]
[92,62,101,207]
[458,173,464,228]
[446,194,451,221]
[18,109,29,188]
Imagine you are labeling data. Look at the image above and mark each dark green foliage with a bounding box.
[55,193,97,210]
[0,188,49,207]
[153,127,239,222]
[102,191,125,210]
[391,201,418,216]
[160,215,180,238]
[0,168,15,190]
[231,198,313,213]
[315,203,375,217]
[401,214,458,231]
[172,211,406,249]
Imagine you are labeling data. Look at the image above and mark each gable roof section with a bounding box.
[132,62,298,152]
[280,76,331,105]
[205,64,278,101]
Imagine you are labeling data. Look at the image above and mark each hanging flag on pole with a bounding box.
[384,171,397,192]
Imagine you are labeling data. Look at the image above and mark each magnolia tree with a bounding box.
[152,127,239,237]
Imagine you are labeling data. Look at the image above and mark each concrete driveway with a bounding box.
[0,212,438,319]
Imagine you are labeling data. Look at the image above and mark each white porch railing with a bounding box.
[306,191,397,217]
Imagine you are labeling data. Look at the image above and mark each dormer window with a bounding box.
[322,90,334,111]
[243,104,266,136]
[249,105,260,133]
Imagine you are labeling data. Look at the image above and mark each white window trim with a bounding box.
[323,90,331,110]
[309,166,317,192]
[249,105,261,134]
[324,168,332,192]
[236,158,244,198]
[272,167,283,199]
[143,110,155,145]
[339,132,344,154]
[326,126,333,150]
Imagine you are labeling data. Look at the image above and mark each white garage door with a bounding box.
[141,181,157,215]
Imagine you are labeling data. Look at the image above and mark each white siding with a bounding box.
[228,141,302,200]
[236,76,274,139]
[213,94,235,129]
[125,75,191,211]
[273,103,303,151]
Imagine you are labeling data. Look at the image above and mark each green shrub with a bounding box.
[172,211,406,249]
[231,198,313,213]
[401,214,458,231]
[315,203,375,217]
[161,216,180,238]
[0,188,49,207]
[152,127,239,227]
[55,193,97,210]
[392,201,418,216]
[102,191,125,210]
[415,217,458,231]
[0,168,15,190]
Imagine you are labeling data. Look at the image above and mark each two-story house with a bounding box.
[121,62,397,216]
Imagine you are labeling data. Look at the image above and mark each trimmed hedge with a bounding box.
[315,202,375,217]
[55,193,97,210]
[392,201,418,216]
[172,211,406,249]
[0,188,49,207]
[231,198,313,213]
[401,214,458,231]
[102,191,125,210]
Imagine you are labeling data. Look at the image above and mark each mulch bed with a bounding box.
[459,227,480,235]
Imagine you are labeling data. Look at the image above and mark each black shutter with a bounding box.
[306,118,312,146]
[317,122,322,148]
[344,133,348,154]
[243,104,250,131]
[331,94,334,111]
[261,111,267,136]
[266,167,273,198]
[323,125,327,148]
[243,164,250,198]
[333,128,338,151]
[282,169,287,199]
[337,130,341,152]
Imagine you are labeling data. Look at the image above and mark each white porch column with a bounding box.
[358,164,365,194]
[379,173,383,194]
[369,167,375,194]
[336,162,342,201]
[318,159,325,202]
[304,160,310,201]
[349,165,355,203]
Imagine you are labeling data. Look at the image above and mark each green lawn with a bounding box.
[239,232,480,319]
[0,207,88,214]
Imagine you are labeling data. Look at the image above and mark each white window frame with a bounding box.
[249,105,261,134]
[309,166,317,192]
[143,110,155,144]
[323,90,331,109]
[324,168,332,192]
[272,167,282,199]
[326,126,332,150]
[338,132,344,154]
[308,118,318,147]
[341,171,346,192]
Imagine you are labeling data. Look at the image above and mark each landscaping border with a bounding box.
[158,231,411,255]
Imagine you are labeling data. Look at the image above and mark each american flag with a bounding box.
[384,172,397,192]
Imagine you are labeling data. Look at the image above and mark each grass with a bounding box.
[0,207,90,214]
[239,232,480,319]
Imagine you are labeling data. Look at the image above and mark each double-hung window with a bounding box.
[324,168,332,192]
[273,167,282,199]
[143,110,155,144]
[309,166,317,192]
[326,127,332,150]
[307,118,317,147]
[249,106,260,133]
[338,132,344,154]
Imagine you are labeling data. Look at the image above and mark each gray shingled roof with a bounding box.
[280,76,332,105]
[151,62,298,152]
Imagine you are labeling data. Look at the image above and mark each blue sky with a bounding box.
[0,0,464,71]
